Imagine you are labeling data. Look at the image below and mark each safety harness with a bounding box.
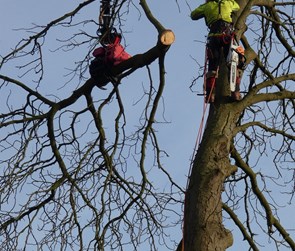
[204,0,246,101]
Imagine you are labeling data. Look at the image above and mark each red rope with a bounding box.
[181,46,217,251]
[181,31,231,250]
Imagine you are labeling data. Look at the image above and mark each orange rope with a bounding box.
[181,45,220,250]
[181,31,232,250]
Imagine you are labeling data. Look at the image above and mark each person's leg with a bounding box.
[206,38,220,103]
[205,70,217,103]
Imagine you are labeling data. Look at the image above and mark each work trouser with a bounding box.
[205,20,241,99]
[207,20,233,73]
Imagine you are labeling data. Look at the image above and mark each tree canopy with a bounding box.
[0,0,294,250]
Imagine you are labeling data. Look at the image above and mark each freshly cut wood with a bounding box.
[160,29,175,45]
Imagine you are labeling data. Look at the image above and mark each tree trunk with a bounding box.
[183,64,239,250]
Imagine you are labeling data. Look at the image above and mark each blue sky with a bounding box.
[0,1,203,249]
[1,1,294,250]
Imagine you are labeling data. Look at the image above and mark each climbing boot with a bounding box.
[206,88,215,103]
[205,76,216,103]
[231,91,242,101]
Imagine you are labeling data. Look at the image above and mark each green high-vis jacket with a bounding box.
[191,0,240,26]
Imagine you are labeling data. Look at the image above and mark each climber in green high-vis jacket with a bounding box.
[191,0,240,26]
[191,0,241,103]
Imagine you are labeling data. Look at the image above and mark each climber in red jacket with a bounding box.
[90,33,131,87]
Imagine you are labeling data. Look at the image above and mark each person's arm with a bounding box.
[191,4,206,20]
[231,0,240,12]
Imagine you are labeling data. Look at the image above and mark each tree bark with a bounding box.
[58,30,175,108]
[182,64,239,250]
[111,29,175,75]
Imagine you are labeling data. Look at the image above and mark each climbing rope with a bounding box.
[181,43,219,250]
[97,0,120,46]
[90,0,131,87]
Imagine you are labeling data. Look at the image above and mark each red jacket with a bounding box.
[92,39,131,66]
